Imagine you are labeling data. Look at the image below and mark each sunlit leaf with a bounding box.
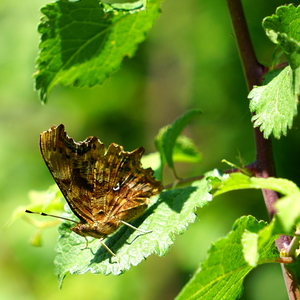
[35,0,162,102]
[175,216,279,300]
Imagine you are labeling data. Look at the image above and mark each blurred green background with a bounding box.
[1,0,298,299]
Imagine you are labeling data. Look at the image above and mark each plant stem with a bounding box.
[226,0,264,88]
[226,0,299,298]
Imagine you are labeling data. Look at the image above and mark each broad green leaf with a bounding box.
[253,4,300,138]
[275,191,300,232]
[249,66,297,139]
[242,219,278,267]
[263,4,300,97]
[173,135,202,164]
[215,173,300,249]
[175,216,279,300]
[155,109,201,179]
[255,219,278,250]
[263,4,300,71]
[214,173,299,197]
[35,0,162,102]
[141,140,201,181]
[55,178,212,286]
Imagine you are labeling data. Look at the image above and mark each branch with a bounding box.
[226,0,299,298]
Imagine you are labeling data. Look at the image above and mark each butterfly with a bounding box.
[26,124,163,256]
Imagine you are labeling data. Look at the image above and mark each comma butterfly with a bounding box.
[26,124,163,256]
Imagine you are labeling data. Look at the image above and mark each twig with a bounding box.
[226,0,299,298]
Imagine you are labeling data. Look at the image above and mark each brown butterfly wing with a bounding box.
[40,124,106,224]
[91,143,163,224]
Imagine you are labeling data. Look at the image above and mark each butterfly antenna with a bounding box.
[25,210,79,224]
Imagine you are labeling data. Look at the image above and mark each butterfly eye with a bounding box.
[113,182,121,191]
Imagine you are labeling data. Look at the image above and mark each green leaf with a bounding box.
[7,184,64,227]
[214,173,300,242]
[242,219,278,267]
[214,173,299,197]
[173,135,202,164]
[35,0,162,102]
[263,4,300,71]
[175,216,279,300]
[141,142,201,181]
[263,4,300,97]
[155,109,201,179]
[275,191,300,232]
[9,185,65,247]
[254,4,300,138]
[55,177,212,286]
[249,66,297,139]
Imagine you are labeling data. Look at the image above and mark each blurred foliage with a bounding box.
[0,0,295,299]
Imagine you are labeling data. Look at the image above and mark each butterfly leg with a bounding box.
[120,220,152,234]
[80,236,89,250]
[99,238,116,256]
